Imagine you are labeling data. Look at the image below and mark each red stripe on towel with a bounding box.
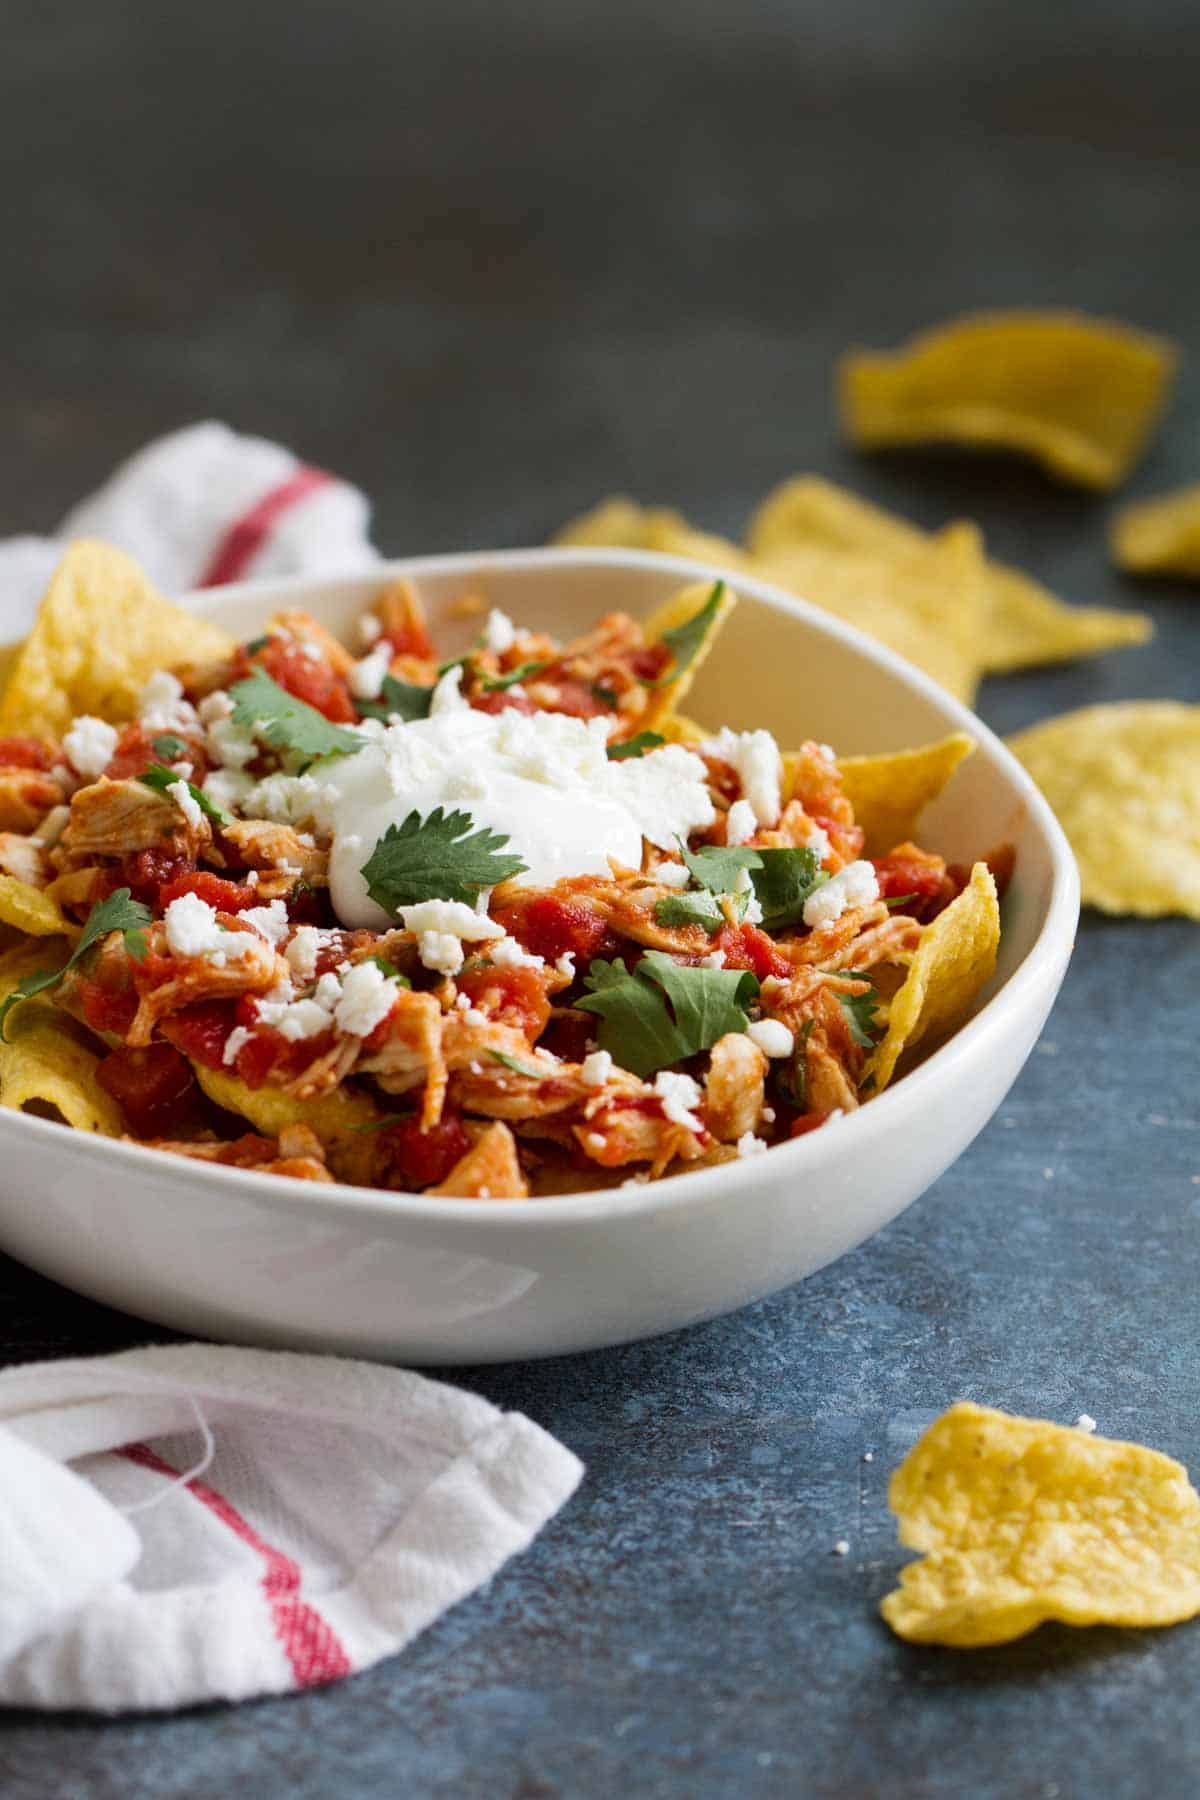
[196,465,334,587]
[118,1440,353,1687]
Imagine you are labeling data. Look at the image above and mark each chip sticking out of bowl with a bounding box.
[1112,481,1200,580]
[882,1402,1200,1647]
[839,310,1176,490]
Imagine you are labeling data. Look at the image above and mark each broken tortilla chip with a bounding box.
[747,475,1151,673]
[192,1062,382,1186]
[839,311,1176,490]
[1112,482,1200,580]
[1008,701,1200,918]
[834,734,975,857]
[755,524,986,706]
[882,1402,1200,1647]
[0,874,73,940]
[553,497,748,573]
[0,540,234,740]
[0,939,121,1134]
[639,579,738,729]
[429,1121,528,1198]
[868,862,999,1089]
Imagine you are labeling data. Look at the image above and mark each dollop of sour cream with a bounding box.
[312,707,715,929]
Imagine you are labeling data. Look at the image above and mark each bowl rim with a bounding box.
[0,544,1080,1231]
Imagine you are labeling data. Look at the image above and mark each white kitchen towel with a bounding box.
[0,420,380,633]
[0,1343,582,1713]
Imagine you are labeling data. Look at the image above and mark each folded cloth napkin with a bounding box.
[0,419,380,632]
[0,1342,582,1713]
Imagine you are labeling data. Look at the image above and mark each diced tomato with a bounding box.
[536,676,608,720]
[872,850,950,902]
[456,964,551,1038]
[380,1111,469,1190]
[96,1043,197,1136]
[629,642,672,682]
[0,736,57,771]
[160,1000,239,1069]
[226,994,336,1089]
[159,870,259,912]
[539,1009,594,1063]
[711,923,792,980]
[103,722,207,783]
[255,637,356,722]
[76,976,138,1038]
[118,849,194,907]
[288,882,335,928]
[789,1111,828,1138]
[469,688,536,717]
[493,895,619,966]
[214,1134,280,1166]
[379,618,434,661]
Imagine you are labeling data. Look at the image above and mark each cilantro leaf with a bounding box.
[480,659,551,693]
[591,682,618,708]
[0,888,152,1040]
[138,764,229,826]
[576,950,758,1078]
[654,891,725,935]
[645,581,725,688]
[679,839,762,895]
[243,634,271,655]
[749,846,827,931]
[836,973,881,1050]
[150,733,187,761]
[362,954,411,985]
[228,669,363,762]
[488,1048,546,1079]
[361,807,528,914]
[607,731,666,761]
[356,675,434,724]
[885,892,918,910]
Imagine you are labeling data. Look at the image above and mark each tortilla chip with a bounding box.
[882,1402,1200,1647]
[430,1121,528,1198]
[0,874,73,939]
[192,1063,382,1186]
[834,733,975,856]
[754,524,986,705]
[839,311,1176,490]
[0,939,121,1134]
[553,497,748,573]
[639,580,738,729]
[1112,482,1200,579]
[657,712,708,746]
[0,540,235,739]
[1008,701,1200,917]
[868,862,999,1089]
[747,475,1151,672]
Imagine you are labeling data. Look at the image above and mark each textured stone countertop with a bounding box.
[2,1,1199,1793]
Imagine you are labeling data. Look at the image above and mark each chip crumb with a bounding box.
[863,1451,874,1463]
[1076,1413,1097,1434]
[833,1540,850,1557]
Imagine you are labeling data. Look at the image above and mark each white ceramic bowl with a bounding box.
[0,549,1078,1362]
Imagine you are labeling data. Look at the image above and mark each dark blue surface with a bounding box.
[2,2,1200,1794]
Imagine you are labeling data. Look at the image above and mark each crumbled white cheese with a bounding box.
[747,1019,794,1059]
[62,716,117,780]
[653,1069,703,1132]
[725,798,757,846]
[333,960,398,1037]
[222,1026,252,1066]
[702,949,727,969]
[254,994,335,1041]
[241,772,326,827]
[736,1130,768,1158]
[166,780,202,830]
[802,860,880,929]
[1076,1413,1097,1434]
[138,670,198,733]
[358,612,383,646]
[163,893,258,961]
[417,931,465,975]
[429,664,469,715]
[580,1049,613,1087]
[242,900,290,945]
[284,924,322,981]
[483,607,516,654]
[555,952,576,980]
[489,935,545,969]
[833,1540,850,1557]
[198,691,233,726]
[203,768,255,814]
[805,823,831,862]
[399,899,504,941]
[583,1131,607,1154]
[313,971,343,1010]
[348,643,392,701]
[742,894,764,926]
[704,727,782,826]
[206,713,259,771]
[817,742,836,763]
[654,859,692,889]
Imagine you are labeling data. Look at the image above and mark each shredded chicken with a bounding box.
[0,832,50,887]
[126,923,286,1046]
[220,818,328,884]
[0,769,68,835]
[60,777,209,862]
[705,1031,767,1142]
[429,1121,528,1198]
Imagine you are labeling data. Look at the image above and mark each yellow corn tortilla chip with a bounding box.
[833,733,975,856]
[0,874,73,939]
[748,475,1151,672]
[657,712,708,746]
[0,540,235,739]
[192,1063,382,1186]
[868,862,999,1089]
[1008,701,1200,918]
[882,1402,1200,1647]
[1112,482,1200,580]
[553,497,748,573]
[0,940,121,1134]
[638,580,738,730]
[754,524,986,706]
[839,311,1176,490]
